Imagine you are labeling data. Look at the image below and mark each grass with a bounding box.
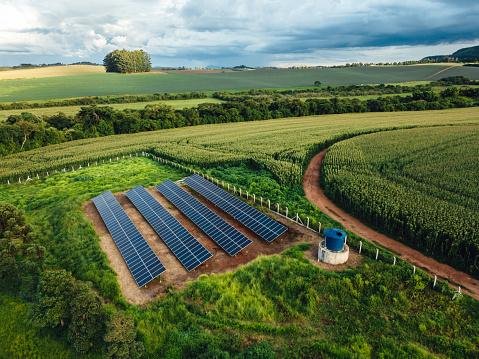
[1,65,479,102]
[0,98,223,120]
[0,157,478,357]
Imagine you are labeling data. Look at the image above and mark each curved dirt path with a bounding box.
[304,149,479,300]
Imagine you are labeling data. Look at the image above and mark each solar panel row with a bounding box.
[156,180,252,256]
[184,174,287,242]
[126,186,212,271]
[92,191,165,287]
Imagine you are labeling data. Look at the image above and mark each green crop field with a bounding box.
[0,98,222,121]
[322,125,479,275]
[1,107,479,276]
[1,65,479,102]
[1,154,478,358]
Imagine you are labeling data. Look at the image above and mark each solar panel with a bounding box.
[92,191,165,287]
[184,174,287,242]
[126,186,212,271]
[156,180,252,256]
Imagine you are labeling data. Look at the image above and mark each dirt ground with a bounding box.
[84,184,360,305]
[303,149,479,300]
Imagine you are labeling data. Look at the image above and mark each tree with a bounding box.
[104,312,144,359]
[33,269,75,328]
[103,49,152,73]
[314,80,322,86]
[67,281,106,353]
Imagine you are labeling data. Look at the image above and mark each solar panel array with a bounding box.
[157,180,252,256]
[126,186,212,271]
[185,174,287,242]
[92,191,165,287]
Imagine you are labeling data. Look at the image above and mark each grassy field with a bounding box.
[1,107,479,274]
[1,156,478,358]
[0,98,223,120]
[0,65,106,80]
[322,125,479,275]
[2,108,478,184]
[1,65,479,102]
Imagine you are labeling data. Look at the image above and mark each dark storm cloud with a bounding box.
[0,0,478,66]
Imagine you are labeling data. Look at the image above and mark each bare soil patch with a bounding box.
[85,184,360,305]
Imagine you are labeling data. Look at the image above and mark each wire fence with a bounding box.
[3,150,464,300]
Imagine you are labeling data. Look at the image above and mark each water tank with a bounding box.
[323,228,347,252]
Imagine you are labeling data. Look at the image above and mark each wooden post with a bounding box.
[276,203,280,212]
[413,265,416,274]
[227,183,230,190]
[239,188,242,196]
[359,241,362,254]
[285,207,288,218]
[433,275,437,288]
[268,199,271,209]
[393,257,396,265]
[260,197,263,207]
[375,248,379,260]
[246,191,249,199]
[306,217,310,228]
[253,194,256,203]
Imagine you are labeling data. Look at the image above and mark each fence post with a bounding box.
[276,203,280,213]
[318,222,321,234]
[239,188,242,197]
[246,191,249,199]
[359,241,362,254]
[306,217,310,228]
[268,199,271,209]
[253,194,256,203]
[375,248,379,260]
[413,265,416,274]
[393,257,396,266]
[234,186,236,194]
[260,197,263,207]
[433,275,437,288]
[227,183,230,190]
[285,207,288,218]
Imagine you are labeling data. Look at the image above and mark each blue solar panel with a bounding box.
[126,186,212,271]
[184,174,287,242]
[156,180,252,256]
[92,191,165,287]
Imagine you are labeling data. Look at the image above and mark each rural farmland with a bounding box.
[1,64,479,102]
[1,2,479,358]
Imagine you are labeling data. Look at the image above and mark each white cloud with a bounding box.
[0,0,477,66]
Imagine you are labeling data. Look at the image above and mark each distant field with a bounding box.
[0,98,222,120]
[1,64,479,102]
[0,64,106,80]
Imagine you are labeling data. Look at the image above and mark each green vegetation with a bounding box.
[0,294,82,358]
[1,65,479,102]
[0,98,222,121]
[103,49,151,73]
[322,125,479,276]
[1,156,479,358]
[1,86,477,156]
[1,108,478,185]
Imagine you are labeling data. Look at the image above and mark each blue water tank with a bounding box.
[323,228,347,252]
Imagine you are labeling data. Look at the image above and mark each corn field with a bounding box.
[322,124,479,276]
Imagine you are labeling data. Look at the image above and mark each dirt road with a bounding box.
[303,149,479,300]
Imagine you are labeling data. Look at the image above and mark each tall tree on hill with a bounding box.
[103,49,152,73]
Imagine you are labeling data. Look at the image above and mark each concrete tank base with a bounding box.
[318,240,349,265]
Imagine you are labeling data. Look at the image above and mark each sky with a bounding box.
[0,0,478,67]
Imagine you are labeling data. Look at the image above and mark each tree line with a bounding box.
[103,49,151,73]
[1,87,478,156]
[0,91,207,111]
[0,203,143,357]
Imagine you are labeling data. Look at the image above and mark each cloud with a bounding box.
[0,0,478,66]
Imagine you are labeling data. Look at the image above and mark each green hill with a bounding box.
[422,45,479,62]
